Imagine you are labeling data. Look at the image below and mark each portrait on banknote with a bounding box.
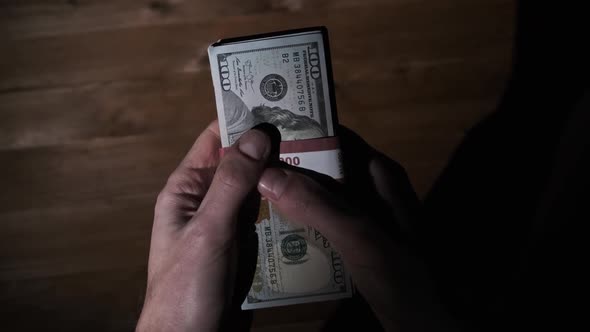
[223,90,326,142]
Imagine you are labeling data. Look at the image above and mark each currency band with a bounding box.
[220,136,343,180]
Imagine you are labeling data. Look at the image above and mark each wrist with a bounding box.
[136,297,223,332]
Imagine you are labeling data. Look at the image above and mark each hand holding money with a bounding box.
[137,121,274,332]
[138,28,455,331]
[137,122,452,331]
[257,129,455,331]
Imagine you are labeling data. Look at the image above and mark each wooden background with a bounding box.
[0,0,515,330]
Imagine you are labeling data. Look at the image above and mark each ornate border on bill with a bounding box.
[209,27,339,147]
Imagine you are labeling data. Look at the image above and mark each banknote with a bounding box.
[208,28,352,309]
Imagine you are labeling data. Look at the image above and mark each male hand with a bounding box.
[257,128,455,331]
[137,121,272,331]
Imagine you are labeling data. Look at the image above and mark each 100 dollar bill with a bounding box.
[208,28,352,309]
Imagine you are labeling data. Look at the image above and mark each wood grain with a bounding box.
[0,0,515,330]
[1,1,423,40]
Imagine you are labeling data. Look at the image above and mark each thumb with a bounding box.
[257,168,379,261]
[194,128,271,235]
[369,152,422,236]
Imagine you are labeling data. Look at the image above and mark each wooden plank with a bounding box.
[0,132,195,213]
[0,0,514,90]
[0,75,217,149]
[2,268,145,331]
[0,55,510,149]
[0,195,151,331]
[1,0,431,40]
[0,196,152,280]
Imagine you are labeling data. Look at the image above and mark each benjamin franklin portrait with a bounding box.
[223,90,326,143]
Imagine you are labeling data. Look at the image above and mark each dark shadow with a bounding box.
[416,0,589,330]
[321,1,589,331]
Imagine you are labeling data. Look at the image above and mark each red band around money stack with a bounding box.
[220,136,343,180]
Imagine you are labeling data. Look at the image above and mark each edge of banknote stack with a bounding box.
[208,27,353,310]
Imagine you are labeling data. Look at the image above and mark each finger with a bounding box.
[339,125,420,235]
[257,168,374,256]
[194,128,272,232]
[180,119,222,169]
[338,125,376,179]
[155,120,221,225]
[150,121,222,263]
[369,152,421,235]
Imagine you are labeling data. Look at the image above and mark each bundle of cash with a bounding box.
[208,27,352,309]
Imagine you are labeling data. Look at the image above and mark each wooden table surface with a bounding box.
[0,0,515,330]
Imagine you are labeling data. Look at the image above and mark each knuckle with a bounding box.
[293,194,315,217]
[155,188,175,211]
[283,175,319,213]
[155,168,205,212]
[164,167,201,195]
[216,158,250,190]
[184,216,234,251]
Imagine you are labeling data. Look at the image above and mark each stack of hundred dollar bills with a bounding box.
[208,27,353,309]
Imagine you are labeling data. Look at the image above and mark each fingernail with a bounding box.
[238,130,270,161]
[258,168,288,200]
